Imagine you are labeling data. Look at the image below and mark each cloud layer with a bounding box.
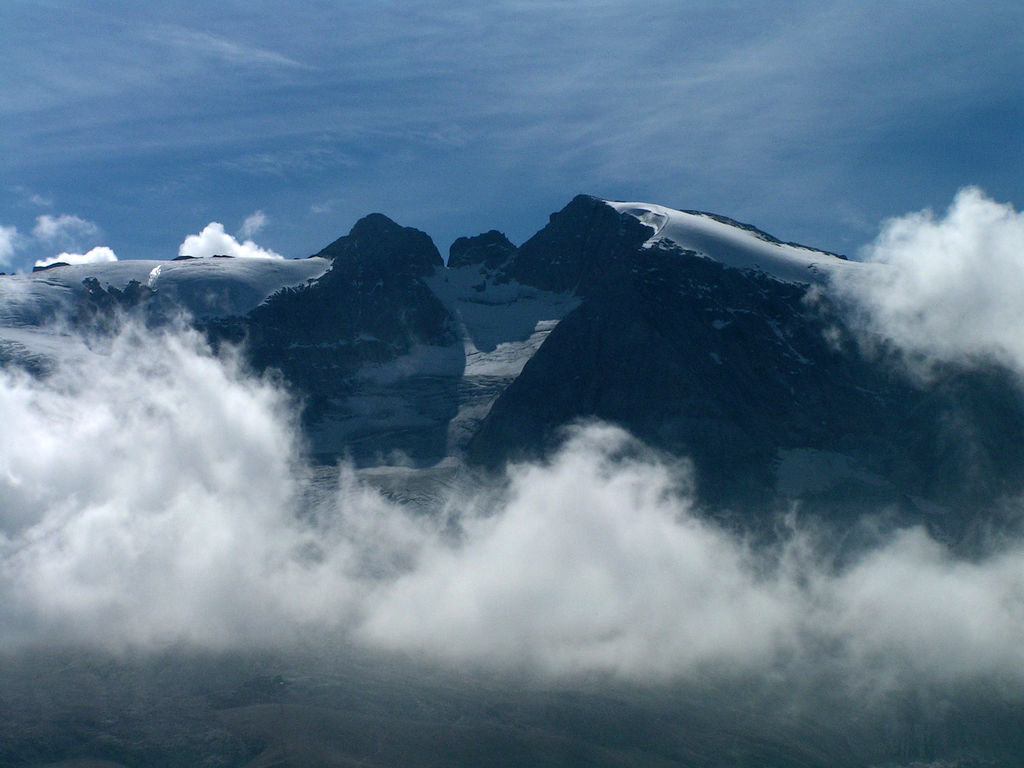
[179,222,283,259]
[0,211,109,272]
[832,187,1024,375]
[2,321,1024,692]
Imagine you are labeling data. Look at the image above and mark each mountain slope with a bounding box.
[467,196,1024,518]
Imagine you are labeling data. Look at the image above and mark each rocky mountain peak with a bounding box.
[448,230,515,270]
[313,212,442,277]
[503,194,653,292]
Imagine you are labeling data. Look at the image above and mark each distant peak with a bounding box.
[501,194,653,292]
[313,213,442,276]
[448,230,515,269]
[348,212,406,239]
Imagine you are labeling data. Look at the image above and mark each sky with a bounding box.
[1,0,1022,271]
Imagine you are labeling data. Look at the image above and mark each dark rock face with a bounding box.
[253,220,450,353]
[314,212,443,278]
[32,261,70,272]
[204,213,461,465]
[81,277,156,311]
[469,231,1024,517]
[501,195,653,292]
[468,246,847,505]
[189,196,1024,520]
[448,230,515,270]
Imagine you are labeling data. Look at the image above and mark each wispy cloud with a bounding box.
[218,144,359,178]
[0,226,19,267]
[1,1,1021,263]
[238,210,268,239]
[32,214,100,246]
[0,212,109,272]
[148,25,314,71]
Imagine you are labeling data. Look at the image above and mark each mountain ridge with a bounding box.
[3,195,1023,531]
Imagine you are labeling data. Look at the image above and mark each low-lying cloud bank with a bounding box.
[1,322,1024,691]
[832,186,1024,376]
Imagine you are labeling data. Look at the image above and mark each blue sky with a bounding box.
[1,0,1021,270]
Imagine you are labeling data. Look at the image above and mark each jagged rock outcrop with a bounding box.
[500,194,652,292]
[448,230,515,270]
[211,213,461,464]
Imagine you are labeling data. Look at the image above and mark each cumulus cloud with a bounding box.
[359,428,798,678]
[0,323,345,647]
[2,322,1024,693]
[0,225,18,267]
[238,210,268,239]
[34,246,118,269]
[831,187,1024,375]
[31,213,100,246]
[178,222,284,259]
[360,430,1024,686]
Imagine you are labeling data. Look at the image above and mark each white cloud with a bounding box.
[831,187,1024,375]
[178,222,283,260]
[2,322,1024,692]
[0,324,326,646]
[238,210,268,239]
[360,427,1024,686]
[0,225,18,267]
[32,213,100,245]
[359,426,799,678]
[34,246,117,269]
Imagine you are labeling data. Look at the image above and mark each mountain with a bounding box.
[3,195,1024,531]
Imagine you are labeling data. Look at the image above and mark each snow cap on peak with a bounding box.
[605,200,850,284]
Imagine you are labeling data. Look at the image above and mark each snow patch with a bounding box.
[0,257,331,368]
[607,200,858,285]
[0,257,330,326]
[424,264,580,451]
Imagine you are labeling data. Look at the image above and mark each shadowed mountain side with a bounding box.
[448,230,516,270]
[501,194,654,292]
[5,649,1024,768]
[205,213,462,465]
[468,240,1024,518]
